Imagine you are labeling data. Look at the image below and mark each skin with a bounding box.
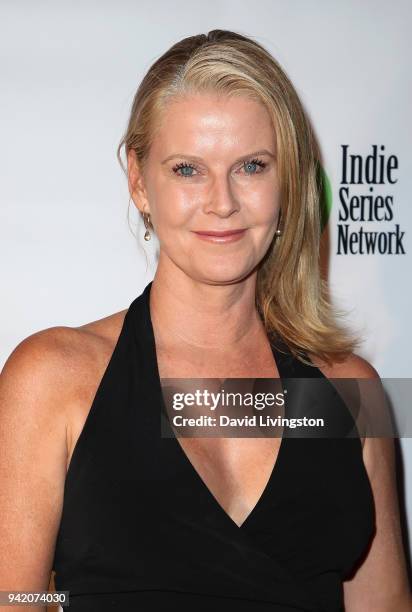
[0,92,411,611]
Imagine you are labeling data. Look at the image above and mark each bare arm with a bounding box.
[342,357,412,611]
[0,330,71,612]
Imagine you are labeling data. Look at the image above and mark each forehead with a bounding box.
[150,92,276,159]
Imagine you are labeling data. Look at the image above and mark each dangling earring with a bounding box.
[275,211,283,237]
[142,211,152,241]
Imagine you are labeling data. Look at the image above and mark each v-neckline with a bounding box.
[142,281,291,532]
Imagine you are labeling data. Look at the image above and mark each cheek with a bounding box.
[247,184,281,225]
[147,178,195,229]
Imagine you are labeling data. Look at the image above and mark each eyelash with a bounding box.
[171,157,267,178]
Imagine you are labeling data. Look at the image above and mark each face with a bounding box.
[128,92,281,286]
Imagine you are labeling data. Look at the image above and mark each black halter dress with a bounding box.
[52,281,375,611]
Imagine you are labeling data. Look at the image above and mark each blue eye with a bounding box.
[172,162,197,178]
[171,157,267,178]
[243,158,267,174]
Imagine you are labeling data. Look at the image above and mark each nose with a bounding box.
[202,175,241,218]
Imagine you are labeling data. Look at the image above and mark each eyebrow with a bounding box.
[161,149,276,165]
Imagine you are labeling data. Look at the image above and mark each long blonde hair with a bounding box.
[117,29,361,367]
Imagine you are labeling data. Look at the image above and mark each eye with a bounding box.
[241,158,267,175]
[171,157,267,179]
[172,162,198,178]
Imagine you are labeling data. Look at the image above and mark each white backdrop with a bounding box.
[1,0,411,582]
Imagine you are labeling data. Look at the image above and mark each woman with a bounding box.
[0,30,411,612]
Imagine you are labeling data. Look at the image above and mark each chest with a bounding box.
[155,343,284,527]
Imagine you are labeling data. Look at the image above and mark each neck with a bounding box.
[149,264,263,352]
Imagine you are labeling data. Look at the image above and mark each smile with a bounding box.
[192,229,247,243]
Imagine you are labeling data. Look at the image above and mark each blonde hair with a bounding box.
[117,29,361,367]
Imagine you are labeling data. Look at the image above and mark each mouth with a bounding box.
[192,229,247,243]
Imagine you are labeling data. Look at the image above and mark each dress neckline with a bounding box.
[133,280,297,531]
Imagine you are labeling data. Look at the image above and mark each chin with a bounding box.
[194,267,253,286]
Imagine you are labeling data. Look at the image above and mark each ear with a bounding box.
[127,149,150,214]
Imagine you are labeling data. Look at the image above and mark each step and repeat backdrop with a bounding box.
[1,0,411,587]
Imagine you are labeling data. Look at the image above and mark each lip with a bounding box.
[193,229,247,243]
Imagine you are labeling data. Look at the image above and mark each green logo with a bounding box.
[317,164,332,232]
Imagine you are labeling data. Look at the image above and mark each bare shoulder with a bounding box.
[309,351,380,380]
[1,307,129,452]
[0,309,127,590]
[1,307,128,404]
[335,362,412,606]
[307,351,381,454]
